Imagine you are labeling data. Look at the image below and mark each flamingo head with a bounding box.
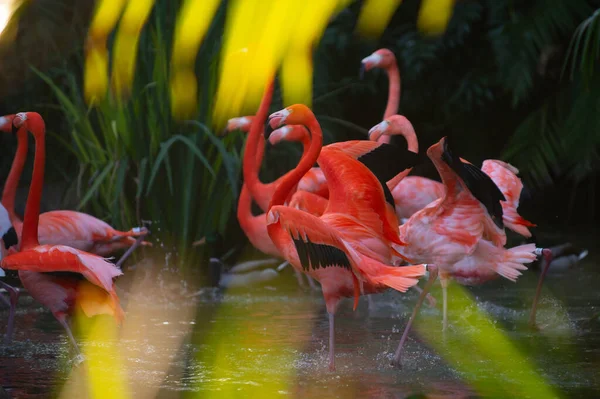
[0,114,15,134]
[360,48,396,78]
[265,104,312,140]
[368,120,390,142]
[268,125,309,145]
[223,116,253,134]
[13,112,45,138]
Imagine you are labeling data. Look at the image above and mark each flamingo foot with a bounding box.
[529,248,553,328]
[392,265,438,368]
[115,231,150,269]
[0,281,19,344]
[328,312,336,372]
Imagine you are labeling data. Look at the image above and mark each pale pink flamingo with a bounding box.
[1,112,125,354]
[262,103,431,371]
[391,137,550,366]
[0,114,149,265]
[371,121,537,238]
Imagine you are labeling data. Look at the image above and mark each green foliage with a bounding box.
[31,1,240,267]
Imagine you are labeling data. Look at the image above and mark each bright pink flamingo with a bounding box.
[360,48,400,144]
[0,115,149,264]
[0,202,19,343]
[262,103,431,371]
[391,137,550,365]
[0,112,125,353]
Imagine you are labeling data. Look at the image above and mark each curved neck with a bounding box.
[20,129,44,250]
[243,80,274,197]
[384,62,400,119]
[2,130,28,223]
[431,156,460,201]
[269,118,323,209]
[391,119,418,153]
[237,184,255,232]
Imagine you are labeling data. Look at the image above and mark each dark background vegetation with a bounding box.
[0,0,599,271]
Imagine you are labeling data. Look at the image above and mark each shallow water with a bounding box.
[1,231,599,398]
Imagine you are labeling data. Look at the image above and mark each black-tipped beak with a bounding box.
[264,119,274,140]
[219,127,229,136]
[11,122,19,135]
[359,63,366,80]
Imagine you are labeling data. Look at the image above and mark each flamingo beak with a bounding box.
[359,63,366,80]
[264,120,275,140]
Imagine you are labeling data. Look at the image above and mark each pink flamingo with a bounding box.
[391,137,550,366]
[262,103,432,371]
[370,120,537,238]
[0,114,149,264]
[1,112,125,354]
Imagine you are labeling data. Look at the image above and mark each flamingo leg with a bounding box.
[412,285,437,308]
[0,281,19,344]
[391,265,438,368]
[306,276,319,291]
[529,248,553,328]
[57,315,81,355]
[115,233,149,269]
[367,294,375,313]
[328,312,335,371]
[441,276,449,333]
[294,269,306,288]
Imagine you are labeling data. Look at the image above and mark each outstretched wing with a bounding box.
[1,245,121,292]
[318,147,403,246]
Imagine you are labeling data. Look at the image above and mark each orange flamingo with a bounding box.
[0,202,19,343]
[391,137,550,365]
[0,115,149,264]
[360,48,400,144]
[0,112,125,354]
[237,123,320,289]
[262,103,431,371]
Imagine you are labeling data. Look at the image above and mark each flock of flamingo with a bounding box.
[0,48,562,372]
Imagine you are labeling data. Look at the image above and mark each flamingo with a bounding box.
[0,114,150,264]
[0,112,125,354]
[390,137,550,365]
[261,103,431,371]
[370,122,537,238]
[0,202,19,343]
[360,48,400,144]
[237,123,320,289]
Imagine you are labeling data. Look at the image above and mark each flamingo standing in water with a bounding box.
[261,103,432,371]
[0,114,149,264]
[0,202,19,342]
[390,137,550,366]
[0,112,125,353]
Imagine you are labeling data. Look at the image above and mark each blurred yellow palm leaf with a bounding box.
[111,0,156,97]
[85,0,128,104]
[170,0,222,119]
